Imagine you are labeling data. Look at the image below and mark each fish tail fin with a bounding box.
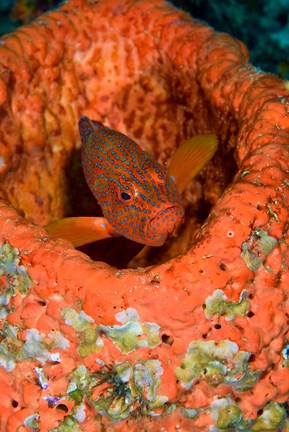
[168,134,218,193]
[45,216,120,247]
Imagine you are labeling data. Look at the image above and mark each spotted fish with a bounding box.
[46,116,217,247]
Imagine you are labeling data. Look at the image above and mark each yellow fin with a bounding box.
[168,134,218,193]
[45,217,120,247]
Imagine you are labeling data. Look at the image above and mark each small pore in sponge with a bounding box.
[161,333,174,345]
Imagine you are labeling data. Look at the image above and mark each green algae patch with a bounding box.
[211,400,286,431]
[67,365,87,404]
[0,322,24,371]
[66,359,169,422]
[282,343,289,367]
[62,308,103,357]
[100,307,161,354]
[24,414,40,431]
[93,359,169,419]
[226,351,260,392]
[62,307,161,356]
[180,407,198,419]
[180,399,285,431]
[49,416,83,432]
[175,340,255,390]
[24,328,69,364]
[241,229,277,271]
[250,402,285,431]
[284,418,289,432]
[0,242,33,318]
[205,289,250,320]
[132,360,169,408]
[216,405,243,429]
[35,366,49,389]
[0,322,69,371]
[211,398,246,430]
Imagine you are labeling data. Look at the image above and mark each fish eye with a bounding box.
[121,192,131,201]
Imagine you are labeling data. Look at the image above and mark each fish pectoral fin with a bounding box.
[45,216,120,247]
[168,134,218,193]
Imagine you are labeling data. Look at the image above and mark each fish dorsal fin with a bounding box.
[45,217,120,247]
[168,134,218,193]
[78,116,103,140]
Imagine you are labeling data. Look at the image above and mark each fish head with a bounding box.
[144,202,185,246]
[100,158,185,246]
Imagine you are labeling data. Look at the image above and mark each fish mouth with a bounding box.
[144,205,185,247]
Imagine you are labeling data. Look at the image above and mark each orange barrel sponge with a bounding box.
[0,0,289,430]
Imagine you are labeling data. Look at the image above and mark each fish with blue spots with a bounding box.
[46,116,218,247]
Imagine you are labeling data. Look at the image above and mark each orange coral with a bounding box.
[1,0,289,430]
